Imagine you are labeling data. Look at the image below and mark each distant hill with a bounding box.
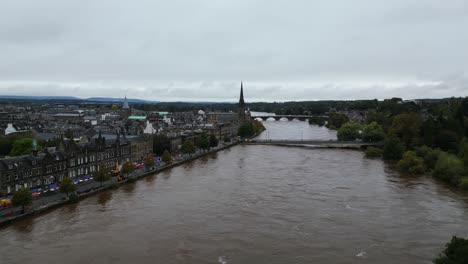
[0,95,159,104]
[86,97,158,103]
[0,95,80,100]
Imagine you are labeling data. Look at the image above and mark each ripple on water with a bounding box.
[1,123,468,264]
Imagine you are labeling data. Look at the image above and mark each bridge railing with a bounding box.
[245,139,384,145]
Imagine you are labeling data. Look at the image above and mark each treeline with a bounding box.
[327,97,468,191]
[238,120,265,138]
[132,99,393,114]
[152,132,223,157]
[0,135,46,158]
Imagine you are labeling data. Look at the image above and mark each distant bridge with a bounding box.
[251,114,328,121]
[242,139,383,149]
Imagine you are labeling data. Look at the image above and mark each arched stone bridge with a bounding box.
[242,139,384,149]
[251,114,328,121]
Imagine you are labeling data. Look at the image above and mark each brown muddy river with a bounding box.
[1,121,467,264]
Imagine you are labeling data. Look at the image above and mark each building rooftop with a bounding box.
[128,116,147,120]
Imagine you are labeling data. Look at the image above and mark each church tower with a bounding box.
[122,95,131,118]
[238,82,246,122]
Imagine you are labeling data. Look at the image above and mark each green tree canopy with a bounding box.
[181,140,196,154]
[389,113,422,147]
[327,112,349,130]
[0,136,14,157]
[121,161,136,175]
[432,153,464,185]
[209,134,218,148]
[196,133,210,151]
[94,165,111,187]
[59,177,76,196]
[10,138,42,156]
[415,145,442,170]
[308,117,326,126]
[383,136,405,161]
[397,151,425,175]
[434,129,461,153]
[365,147,383,158]
[362,122,385,142]
[12,188,33,213]
[162,150,172,163]
[238,123,254,138]
[152,134,171,156]
[337,122,362,141]
[434,236,468,264]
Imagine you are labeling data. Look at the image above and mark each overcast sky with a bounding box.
[0,0,467,102]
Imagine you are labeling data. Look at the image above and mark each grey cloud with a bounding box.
[0,0,467,101]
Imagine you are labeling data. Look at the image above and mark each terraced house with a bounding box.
[0,132,151,196]
[0,150,67,194]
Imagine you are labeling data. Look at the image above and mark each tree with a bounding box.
[396,151,425,175]
[337,122,362,141]
[432,153,464,185]
[209,134,218,148]
[144,155,155,169]
[121,161,136,176]
[434,129,461,153]
[152,134,171,156]
[433,236,468,264]
[59,177,76,197]
[459,138,468,172]
[362,122,385,142]
[308,117,325,126]
[223,135,231,143]
[415,145,442,170]
[365,111,390,130]
[365,147,383,158]
[162,150,172,163]
[196,133,210,151]
[181,140,196,155]
[389,113,422,147]
[0,136,13,157]
[94,165,111,187]
[421,118,438,147]
[12,188,33,213]
[238,123,254,138]
[9,138,42,156]
[326,112,349,130]
[383,136,405,161]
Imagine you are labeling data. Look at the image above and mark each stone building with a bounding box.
[0,131,151,196]
[0,149,67,194]
[127,135,153,163]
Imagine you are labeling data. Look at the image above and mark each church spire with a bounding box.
[122,95,130,109]
[239,82,245,106]
[238,82,246,122]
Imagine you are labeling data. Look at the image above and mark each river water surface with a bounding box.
[1,121,468,264]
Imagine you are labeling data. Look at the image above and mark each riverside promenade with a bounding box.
[0,141,238,227]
